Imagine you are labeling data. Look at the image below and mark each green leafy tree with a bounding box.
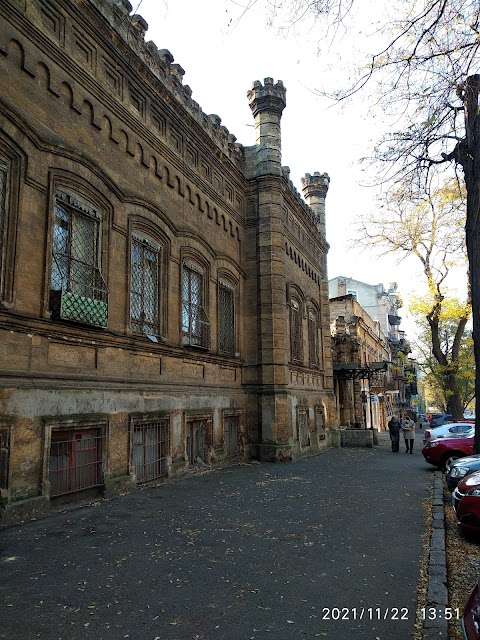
[410,298,475,414]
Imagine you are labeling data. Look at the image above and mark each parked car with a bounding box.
[462,577,480,640]
[430,413,454,427]
[421,434,474,470]
[446,454,480,492]
[452,470,480,534]
[423,422,475,445]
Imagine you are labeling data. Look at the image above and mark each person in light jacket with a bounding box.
[402,416,416,453]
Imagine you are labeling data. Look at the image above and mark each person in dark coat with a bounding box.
[388,415,402,452]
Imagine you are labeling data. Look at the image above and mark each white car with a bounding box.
[423,422,475,445]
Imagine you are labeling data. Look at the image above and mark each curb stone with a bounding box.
[422,471,449,639]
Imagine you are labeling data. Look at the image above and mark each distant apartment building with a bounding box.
[329,295,390,430]
[329,277,412,423]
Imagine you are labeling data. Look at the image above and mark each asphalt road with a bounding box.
[0,432,433,640]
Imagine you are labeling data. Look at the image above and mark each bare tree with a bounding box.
[357,179,470,418]
[249,0,480,446]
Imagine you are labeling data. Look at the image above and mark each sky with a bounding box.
[130,0,465,336]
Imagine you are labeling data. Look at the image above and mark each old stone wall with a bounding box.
[0,0,335,524]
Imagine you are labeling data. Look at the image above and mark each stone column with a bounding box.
[245,79,291,460]
[247,78,286,177]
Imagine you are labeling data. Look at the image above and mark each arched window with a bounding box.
[182,258,211,348]
[130,231,161,340]
[50,189,108,327]
[218,278,235,355]
[308,308,318,368]
[290,297,302,362]
[0,160,7,296]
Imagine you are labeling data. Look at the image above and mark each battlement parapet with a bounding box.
[247,78,287,118]
[301,172,330,198]
[87,0,244,166]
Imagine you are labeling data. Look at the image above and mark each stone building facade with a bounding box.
[330,295,391,431]
[0,0,335,524]
[329,276,410,417]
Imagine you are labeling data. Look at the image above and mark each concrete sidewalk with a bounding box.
[0,432,434,640]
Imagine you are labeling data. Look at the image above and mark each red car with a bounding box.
[452,470,480,535]
[422,434,474,470]
[463,577,480,639]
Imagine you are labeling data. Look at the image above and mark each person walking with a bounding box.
[388,415,402,453]
[402,416,416,453]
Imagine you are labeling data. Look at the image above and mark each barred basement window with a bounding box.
[50,190,108,327]
[0,428,10,489]
[290,298,302,362]
[182,261,211,348]
[308,309,318,368]
[298,409,310,447]
[131,233,161,340]
[132,419,169,483]
[219,281,235,354]
[315,407,326,440]
[224,415,240,457]
[49,428,104,497]
[186,419,212,465]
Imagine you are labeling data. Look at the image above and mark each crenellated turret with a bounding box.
[246,78,286,176]
[301,172,330,237]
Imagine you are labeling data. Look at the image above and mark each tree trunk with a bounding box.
[445,370,464,421]
[461,76,480,453]
[428,303,465,422]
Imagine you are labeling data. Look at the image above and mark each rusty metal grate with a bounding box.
[132,419,169,483]
[130,235,161,338]
[50,196,108,326]
[219,283,235,354]
[49,428,104,497]
[182,265,211,348]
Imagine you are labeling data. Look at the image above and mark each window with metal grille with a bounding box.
[48,428,104,497]
[182,262,211,348]
[308,309,318,368]
[0,428,10,489]
[298,409,310,447]
[132,419,169,483]
[186,419,212,465]
[50,190,108,327]
[131,233,161,339]
[219,281,235,354]
[0,163,6,276]
[290,298,302,362]
[224,415,240,457]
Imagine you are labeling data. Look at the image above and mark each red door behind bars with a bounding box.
[49,429,102,497]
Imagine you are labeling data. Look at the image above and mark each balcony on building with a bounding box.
[388,314,402,326]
